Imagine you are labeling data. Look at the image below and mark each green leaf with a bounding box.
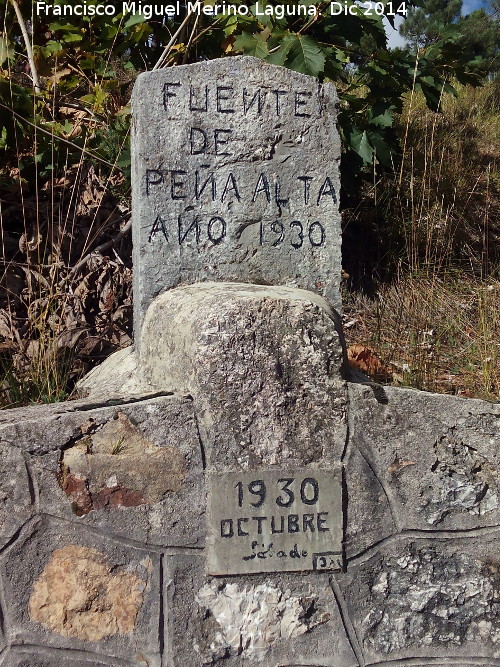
[116,105,131,116]
[0,36,14,66]
[117,147,131,168]
[334,48,349,63]
[287,35,325,77]
[49,22,81,31]
[0,126,8,149]
[443,82,457,96]
[351,129,374,164]
[367,130,393,166]
[368,103,394,128]
[61,32,83,43]
[223,15,239,36]
[233,32,269,58]
[44,40,64,55]
[266,33,295,66]
[124,13,147,28]
[99,25,118,40]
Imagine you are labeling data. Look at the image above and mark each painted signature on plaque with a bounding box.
[242,541,308,561]
[242,541,341,571]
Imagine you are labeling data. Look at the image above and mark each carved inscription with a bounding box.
[140,79,337,252]
[207,468,343,575]
[144,157,336,251]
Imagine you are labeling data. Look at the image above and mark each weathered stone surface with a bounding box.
[343,445,397,560]
[76,346,151,400]
[0,444,34,549]
[165,554,358,666]
[0,647,139,666]
[347,383,500,533]
[0,614,5,659]
[0,516,160,663]
[132,56,341,336]
[60,411,186,515]
[141,283,347,468]
[196,581,332,661]
[2,395,205,547]
[1,277,499,666]
[29,545,145,641]
[338,534,500,664]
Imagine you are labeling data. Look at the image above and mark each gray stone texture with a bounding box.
[346,383,500,540]
[0,444,34,548]
[337,535,500,664]
[0,395,205,549]
[0,647,138,666]
[206,467,343,575]
[342,444,397,560]
[0,516,161,664]
[76,346,148,400]
[140,282,348,469]
[0,286,499,665]
[132,56,342,337]
[165,554,358,667]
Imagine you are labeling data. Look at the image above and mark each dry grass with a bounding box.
[396,82,500,276]
[0,162,132,407]
[344,80,500,402]
[344,274,499,400]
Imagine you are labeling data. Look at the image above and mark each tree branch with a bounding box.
[61,216,132,286]
[10,0,41,94]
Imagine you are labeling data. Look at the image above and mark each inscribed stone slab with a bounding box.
[207,468,343,575]
[132,56,341,334]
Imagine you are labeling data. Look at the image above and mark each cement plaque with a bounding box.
[207,468,343,575]
[131,56,341,336]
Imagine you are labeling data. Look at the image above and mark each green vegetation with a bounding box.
[401,0,499,75]
[343,82,499,401]
[0,0,498,405]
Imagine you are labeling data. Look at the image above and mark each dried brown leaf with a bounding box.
[347,344,393,382]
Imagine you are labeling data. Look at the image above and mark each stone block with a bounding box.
[347,383,500,534]
[0,516,161,664]
[76,346,149,400]
[0,444,34,550]
[132,56,342,335]
[343,445,397,560]
[0,396,205,548]
[1,646,139,666]
[141,283,347,468]
[336,534,500,664]
[164,554,359,667]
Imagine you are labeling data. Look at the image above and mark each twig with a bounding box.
[190,17,224,46]
[152,9,195,70]
[60,216,132,286]
[10,0,41,93]
[182,13,199,65]
[0,101,122,170]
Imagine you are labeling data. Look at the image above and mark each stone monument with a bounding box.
[0,56,498,667]
[131,56,342,335]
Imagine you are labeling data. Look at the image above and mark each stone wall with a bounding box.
[0,283,498,667]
